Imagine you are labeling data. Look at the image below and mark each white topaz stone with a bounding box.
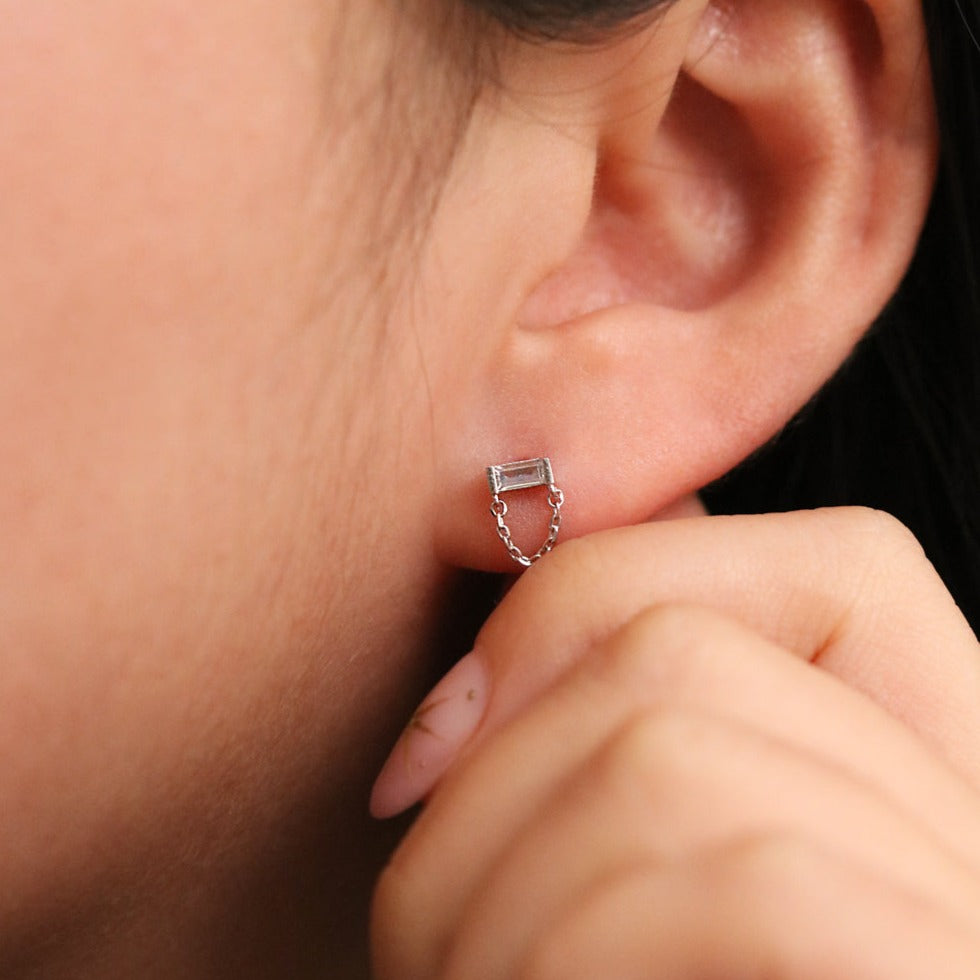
[487,457,554,494]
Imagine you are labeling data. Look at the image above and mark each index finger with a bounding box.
[475,507,980,773]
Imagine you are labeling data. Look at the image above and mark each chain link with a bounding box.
[490,484,564,568]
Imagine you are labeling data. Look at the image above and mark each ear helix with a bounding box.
[486,457,565,567]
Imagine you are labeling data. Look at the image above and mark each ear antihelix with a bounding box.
[486,457,565,567]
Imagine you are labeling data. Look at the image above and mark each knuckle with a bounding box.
[518,866,644,980]
[710,832,826,891]
[820,506,926,563]
[596,604,736,694]
[813,507,939,616]
[596,708,712,795]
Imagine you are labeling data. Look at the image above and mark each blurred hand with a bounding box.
[372,509,980,979]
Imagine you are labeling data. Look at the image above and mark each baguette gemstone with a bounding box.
[486,457,554,494]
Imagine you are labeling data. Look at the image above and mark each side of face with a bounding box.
[0,0,475,964]
[0,0,936,971]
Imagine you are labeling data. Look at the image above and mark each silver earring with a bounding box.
[486,457,564,568]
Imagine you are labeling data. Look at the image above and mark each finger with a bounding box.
[441,710,980,979]
[520,844,980,980]
[476,509,980,772]
[370,509,980,819]
[420,606,980,873]
[374,609,980,979]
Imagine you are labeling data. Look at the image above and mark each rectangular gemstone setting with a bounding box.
[487,457,553,494]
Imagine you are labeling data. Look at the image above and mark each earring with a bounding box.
[486,457,565,568]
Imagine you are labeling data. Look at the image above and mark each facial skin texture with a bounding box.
[0,0,936,975]
[0,1,475,974]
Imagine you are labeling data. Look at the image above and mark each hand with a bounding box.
[371,509,980,979]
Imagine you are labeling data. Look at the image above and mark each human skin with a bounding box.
[0,0,942,975]
[0,1,467,973]
[373,510,980,977]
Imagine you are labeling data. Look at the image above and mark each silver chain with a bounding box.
[490,484,564,568]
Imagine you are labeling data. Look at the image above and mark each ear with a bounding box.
[432,0,936,572]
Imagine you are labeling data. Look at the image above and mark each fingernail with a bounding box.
[370,651,489,819]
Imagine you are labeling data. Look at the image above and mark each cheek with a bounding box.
[0,0,432,919]
[0,1,324,316]
[0,0,362,594]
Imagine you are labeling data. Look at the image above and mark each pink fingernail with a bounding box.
[370,651,489,819]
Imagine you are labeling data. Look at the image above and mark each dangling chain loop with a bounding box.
[485,458,565,568]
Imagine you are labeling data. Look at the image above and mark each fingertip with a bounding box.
[370,651,490,819]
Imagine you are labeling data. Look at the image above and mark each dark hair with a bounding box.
[462,0,671,39]
[469,0,980,636]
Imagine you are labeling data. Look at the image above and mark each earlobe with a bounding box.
[434,0,936,573]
